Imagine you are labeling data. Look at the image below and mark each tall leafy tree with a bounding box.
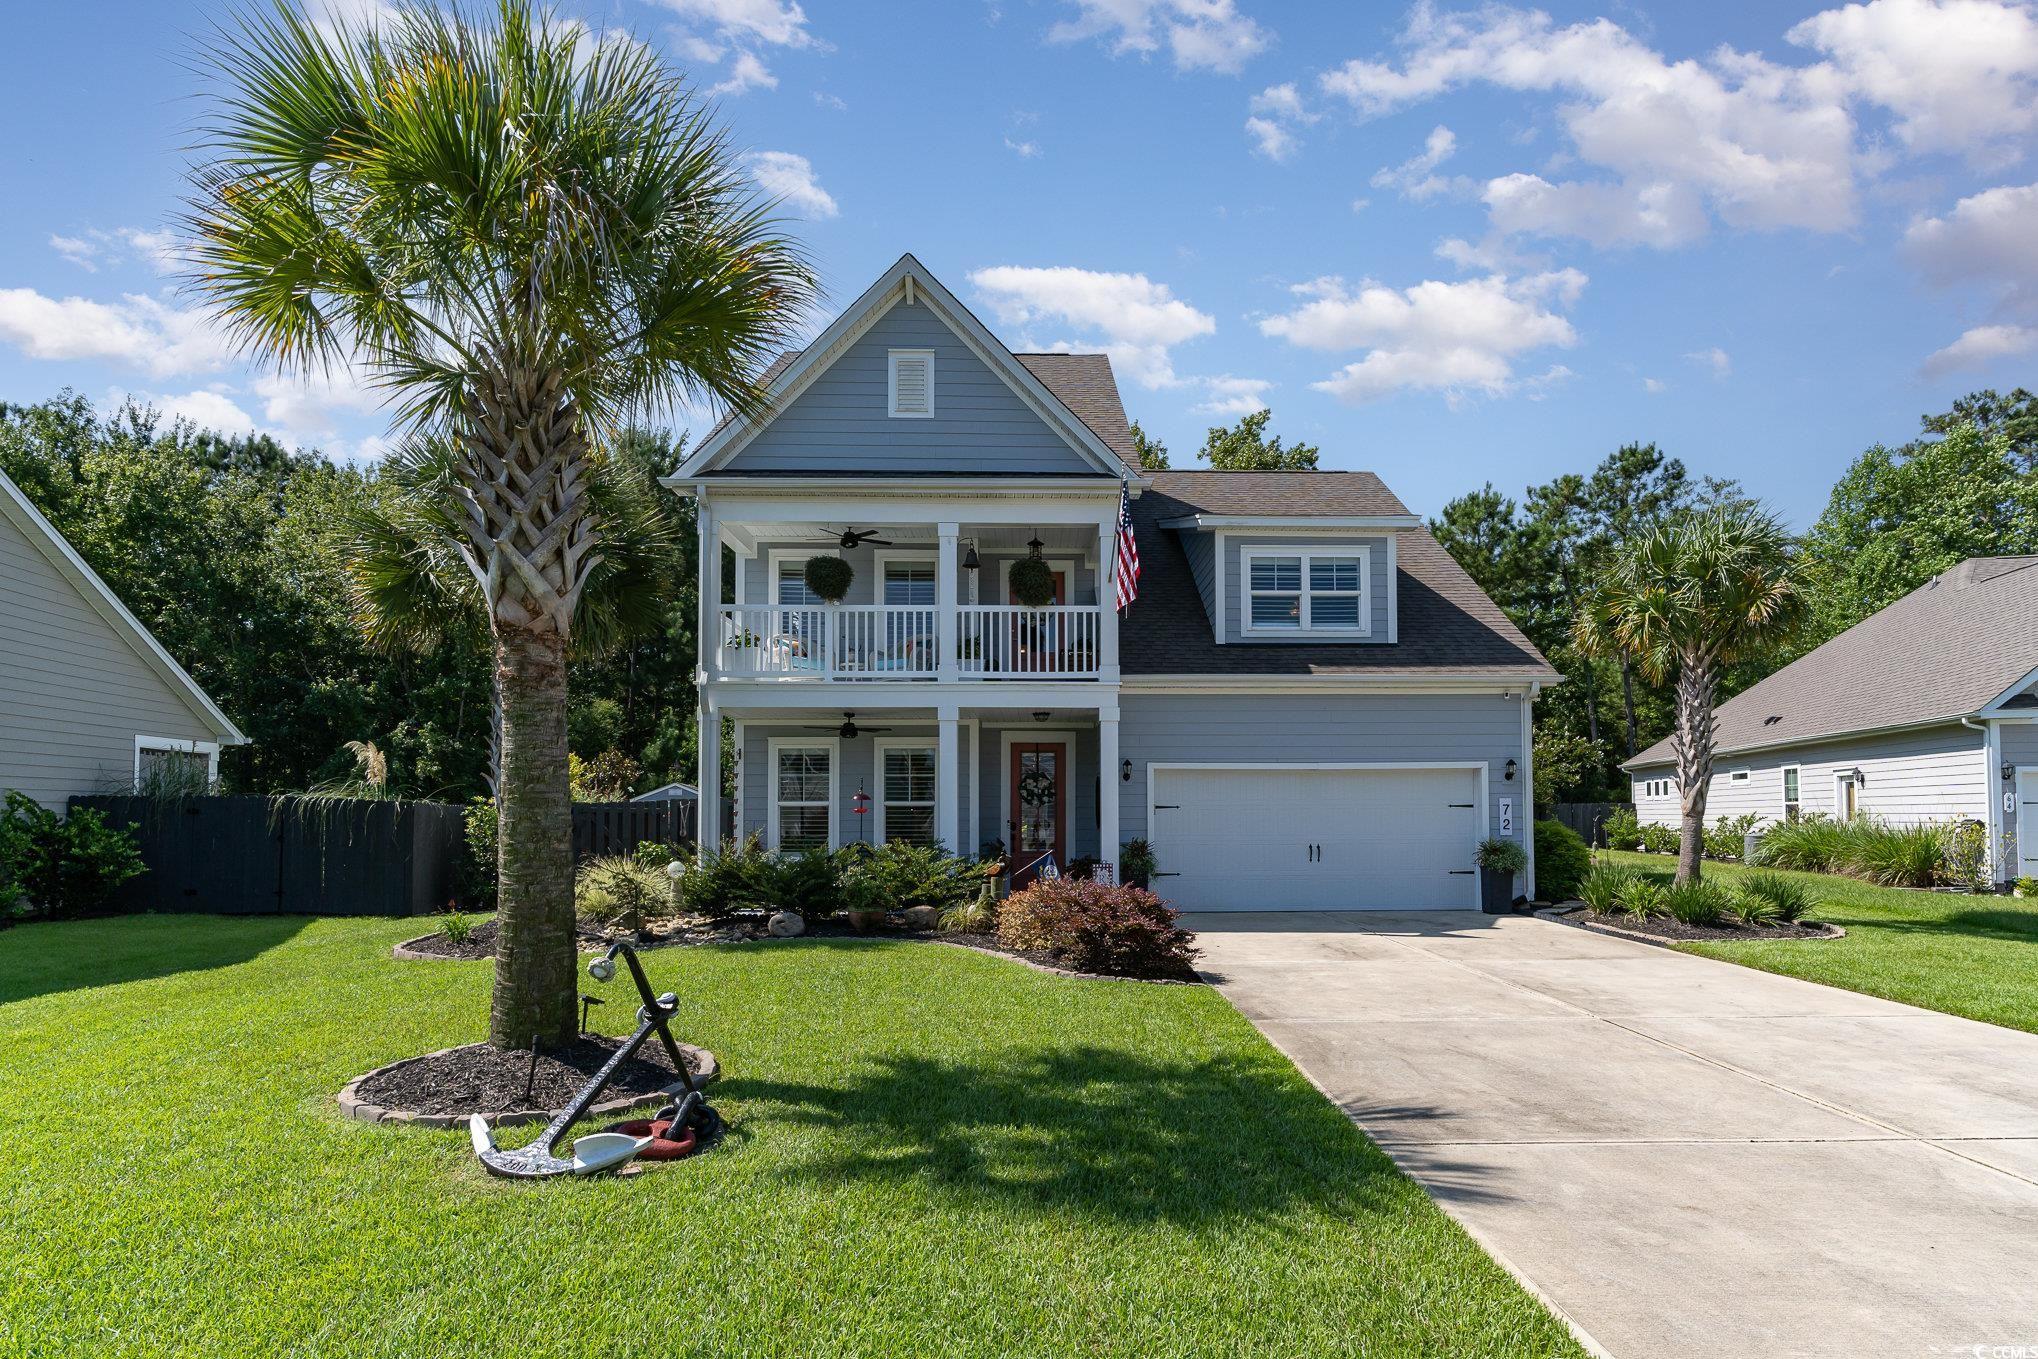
[1128,420,1170,469]
[1197,409,1319,469]
[1577,507,1804,883]
[186,1,815,1047]
[1920,388,2038,471]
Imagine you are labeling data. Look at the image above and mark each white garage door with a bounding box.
[1150,765,1484,911]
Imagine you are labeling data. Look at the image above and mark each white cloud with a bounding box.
[1245,115,1295,160]
[1483,174,1710,249]
[970,264,1216,389]
[1192,374,1273,415]
[1245,81,1314,159]
[656,0,819,49]
[116,228,183,274]
[1642,376,1667,393]
[1788,0,2038,165]
[47,227,182,275]
[746,151,837,218]
[711,50,778,95]
[1922,322,2038,375]
[1685,346,1733,377]
[1048,0,1272,75]
[812,90,847,111]
[0,289,233,378]
[129,387,261,436]
[50,235,99,272]
[1259,269,1587,403]
[1004,137,1042,158]
[1904,181,2038,291]
[1370,124,1463,201]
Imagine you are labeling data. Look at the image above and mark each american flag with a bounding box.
[1112,481,1141,612]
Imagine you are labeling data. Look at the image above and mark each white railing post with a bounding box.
[938,523,959,684]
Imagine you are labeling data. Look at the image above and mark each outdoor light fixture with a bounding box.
[1504,758,1518,781]
[1121,759,1132,782]
[2005,762,2016,782]
[1033,710,1051,722]
[1026,535,1045,560]
[962,543,980,571]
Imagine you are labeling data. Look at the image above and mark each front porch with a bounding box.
[707,701,1121,874]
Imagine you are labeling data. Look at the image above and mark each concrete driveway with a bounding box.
[1185,910,2038,1359]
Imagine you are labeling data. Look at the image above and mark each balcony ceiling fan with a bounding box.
[822,526,893,549]
[802,712,893,740]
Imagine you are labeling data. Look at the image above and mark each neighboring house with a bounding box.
[671,254,1556,910]
[0,465,246,808]
[632,782,699,804]
[1624,556,2038,885]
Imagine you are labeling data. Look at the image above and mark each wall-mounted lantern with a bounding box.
[1120,759,1132,783]
[2004,762,2015,783]
[1504,758,1518,782]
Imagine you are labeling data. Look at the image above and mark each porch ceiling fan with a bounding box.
[802,712,893,740]
[823,526,893,549]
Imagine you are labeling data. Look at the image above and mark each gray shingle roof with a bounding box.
[1625,556,2038,769]
[1122,473,1558,678]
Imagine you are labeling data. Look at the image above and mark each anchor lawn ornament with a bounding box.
[470,942,721,1179]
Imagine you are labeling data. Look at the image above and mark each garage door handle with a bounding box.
[1448,869,1475,875]
[1151,871,1181,878]
[1154,804,1180,810]
[1447,802,1474,809]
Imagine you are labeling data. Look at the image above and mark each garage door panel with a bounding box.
[1153,766,1480,911]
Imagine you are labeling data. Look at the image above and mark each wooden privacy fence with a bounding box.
[73,795,465,917]
[1547,801,1623,847]
[570,800,698,861]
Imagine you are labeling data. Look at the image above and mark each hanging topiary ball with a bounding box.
[803,555,854,603]
[1009,556,1056,608]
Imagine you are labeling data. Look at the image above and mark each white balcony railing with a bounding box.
[716,604,1102,680]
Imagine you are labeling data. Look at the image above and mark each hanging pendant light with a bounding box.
[1026,534,1045,561]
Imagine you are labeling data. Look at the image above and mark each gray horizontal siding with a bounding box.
[1116,692,1526,852]
[1632,723,1988,828]
[1180,530,1217,635]
[725,302,1099,476]
[1219,534,1391,644]
[0,507,223,807]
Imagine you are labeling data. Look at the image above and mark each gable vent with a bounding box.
[888,349,933,418]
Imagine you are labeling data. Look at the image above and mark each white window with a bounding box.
[888,349,934,418]
[1730,769,1750,782]
[881,559,937,606]
[776,557,824,606]
[1241,547,1370,635]
[134,735,219,793]
[876,740,937,846]
[1782,765,1801,820]
[768,739,836,851]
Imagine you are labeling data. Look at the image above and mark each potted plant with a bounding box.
[839,863,890,933]
[1120,838,1158,890]
[1009,555,1056,608]
[803,554,854,604]
[1476,837,1528,913]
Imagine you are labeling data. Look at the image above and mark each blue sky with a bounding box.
[3,0,2037,525]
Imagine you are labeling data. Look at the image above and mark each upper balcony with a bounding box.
[700,518,1117,684]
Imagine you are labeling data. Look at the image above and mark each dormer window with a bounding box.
[888,349,933,418]
[1241,546,1369,636]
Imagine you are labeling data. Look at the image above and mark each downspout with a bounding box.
[1522,682,1541,903]
[1961,715,2000,887]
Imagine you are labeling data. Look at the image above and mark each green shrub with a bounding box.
[1119,838,1158,888]
[1752,814,1844,872]
[675,836,773,923]
[1603,806,1642,851]
[1723,890,1781,926]
[1662,879,1732,927]
[997,877,1197,978]
[575,855,670,930]
[1841,819,1942,888]
[1736,870,1813,923]
[1638,822,1678,854]
[1477,836,1528,875]
[757,847,842,923]
[1613,876,1667,920]
[1702,812,1761,862]
[459,796,499,906]
[1534,820,1592,901]
[0,801,27,916]
[1938,820,1989,892]
[2,792,146,920]
[1576,863,1633,915]
[939,881,997,934]
[837,859,891,916]
[2017,876,2038,898]
[440,905,477,945]
[852,840,976,909]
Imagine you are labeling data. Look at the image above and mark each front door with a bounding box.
[1008,741,1067,887]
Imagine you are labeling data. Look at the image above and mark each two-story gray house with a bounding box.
[671,255,1557,909]
[1,465,246,808]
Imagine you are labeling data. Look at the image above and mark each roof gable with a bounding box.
[0,466,244,743]
[1625,556,2038,767]
[680,254,1135,480]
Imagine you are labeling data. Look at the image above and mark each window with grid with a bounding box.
[1782,767,1801,820]
[1245,550,1368,633]
[774,746,831,850]
[882,562,937,605]
[777,561,823,606]
[880,745,937,845]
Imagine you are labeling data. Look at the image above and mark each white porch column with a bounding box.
[1097,516,1120,681]
[698,693,721,850]
[698,499,722,683]
[937,703,961,853]
[937,522,959,683]
[1098,708,1120,876]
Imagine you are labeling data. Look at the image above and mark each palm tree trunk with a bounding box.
[1620,658,1640,757]
[1673,656,1718,885]
[490,621,577,1048]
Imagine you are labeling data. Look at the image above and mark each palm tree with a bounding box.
[1576,506,1804,884]
[186,1,815,1046]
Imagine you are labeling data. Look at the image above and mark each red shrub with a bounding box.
[997,877,1198,979]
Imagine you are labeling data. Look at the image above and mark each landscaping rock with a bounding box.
[767,910,804,937]
[900,905,942,930]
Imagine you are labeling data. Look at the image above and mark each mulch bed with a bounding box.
[1570,909,1841,943]
[350,1035,712,1120]
[395,912,1201,982]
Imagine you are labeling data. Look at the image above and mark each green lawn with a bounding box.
[0,916,1580,1358]
[1602,850,2038,1033]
